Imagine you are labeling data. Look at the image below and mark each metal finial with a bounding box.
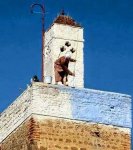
[61,9,65,15]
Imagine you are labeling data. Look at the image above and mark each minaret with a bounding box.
[44,11,84,88]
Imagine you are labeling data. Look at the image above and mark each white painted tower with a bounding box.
[44,12,84,88]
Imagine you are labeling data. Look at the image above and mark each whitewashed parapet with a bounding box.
[0,88,32,142]
[30,83,131,128]
[0,82,131,143]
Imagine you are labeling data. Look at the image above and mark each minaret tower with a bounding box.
[44,11,84,88]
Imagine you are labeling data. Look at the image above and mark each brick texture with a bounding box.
[1,115,131,150]
[1,120,29,150]
[0,83,131,143]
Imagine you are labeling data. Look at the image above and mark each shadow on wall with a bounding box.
[26,142,48,150]
[40,147,47,150]
[26,142,86,150]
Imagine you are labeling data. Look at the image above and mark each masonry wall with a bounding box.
[0,83,131,143]
[1,115,131,150]
[1,119,29,150]
[44,24,84,87]
[31,83,131,128]
[0,88,32,142]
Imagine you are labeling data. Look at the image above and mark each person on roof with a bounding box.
[54,51,76,86]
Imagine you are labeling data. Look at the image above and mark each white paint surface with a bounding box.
[0,82,131,142]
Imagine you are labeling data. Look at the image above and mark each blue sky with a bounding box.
[0,0,133,112]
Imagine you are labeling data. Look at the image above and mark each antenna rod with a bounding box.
[30,3,45,82]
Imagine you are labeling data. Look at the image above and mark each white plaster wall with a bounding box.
[52,24,84,41]
[30,83,72,118]
[44,23,84,87]
[45,26,54,46]
[0,88,32,142]
[0,83,131,143]
[0,83,72,142]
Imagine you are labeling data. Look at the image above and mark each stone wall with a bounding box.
[1,118,29,150]
[0,83,131,143]
[31,83,131,128]
[0,88,32,142]
[1,114,131,150]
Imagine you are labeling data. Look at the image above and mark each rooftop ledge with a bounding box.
[31,82,131,97]
[0,82,131,142]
